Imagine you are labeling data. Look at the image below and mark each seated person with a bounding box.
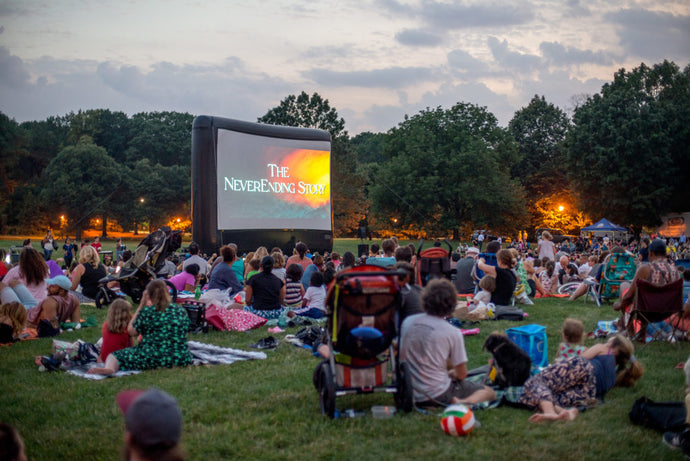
[168,263,200,292]
[88,279,192,375]
[69,245,107,302]
[453,247,479,295]
[0,301,27,344]
[288,272,326,319]
[477,249,517,306]
[567,250,613,302]
[301,254,324,290]
[26,276,80,333]
[368,239,397,268]
[395,261,423,325]
[559,261,580,285]
[578,255,598,279]
[99,298,134,362]
[400,278,495,407]
[1,248,48,308]
[207,245,243,295]
[244,256,286,320]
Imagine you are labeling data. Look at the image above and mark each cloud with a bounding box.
[0,25,4,34]
[378,0,535,30]
[605,8,690,60]
[487,36,542,71]
[518,69,607,117]
[539,41,616,66]
[564,0,590,17]
[0,46,31,88]
[305,66,438,88]
[395,28,443,47]
[447,49,488,72]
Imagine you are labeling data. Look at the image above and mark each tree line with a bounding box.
[1,60,688,240]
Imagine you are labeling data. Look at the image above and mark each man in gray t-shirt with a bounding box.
[453,247,479,294]
[400,278,495,406]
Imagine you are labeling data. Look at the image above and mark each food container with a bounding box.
[371,405,396,419]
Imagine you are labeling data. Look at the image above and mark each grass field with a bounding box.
[1,238,689,460]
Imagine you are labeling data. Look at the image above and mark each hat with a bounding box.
[649,239,666,255]
[117,388,182,447]
[45,275,72,291]
[466,247,480,254]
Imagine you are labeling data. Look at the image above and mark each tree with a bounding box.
[370,103,527,240]
[125,112,194,167]
[566,61,690,231]
[258,92,367,236]
[66,109,131,163]
[42,136,121,240]
[351,131,386,165]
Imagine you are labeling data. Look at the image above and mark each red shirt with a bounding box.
[91,242,102,252]
[100,321,131,361]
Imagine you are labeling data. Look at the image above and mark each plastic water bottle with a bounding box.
[195,285,201,300]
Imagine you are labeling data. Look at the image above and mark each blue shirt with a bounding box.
[208,263,243,295]
[366,256,396,268]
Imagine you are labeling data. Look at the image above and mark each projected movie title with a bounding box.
[223,163,327,196]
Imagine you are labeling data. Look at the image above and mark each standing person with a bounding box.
[400,278,496,407]
[41,230,55,261]
[477,231,485,251]
[62,238,76,269]
[91,236,102,253]
[453,247,479,295]
[115,237,126,262]
[537,231,556,262]
[89,279,192,375]
[116,388,186,461]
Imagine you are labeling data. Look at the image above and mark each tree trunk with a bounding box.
[75,225,82,241]
[101,214,108,238]
[134,222,138,235]
[453,228,460,241]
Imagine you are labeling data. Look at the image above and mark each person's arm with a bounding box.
[477,258,497,277]
[183,273,198,292]
[128,291,149,336]
[582,343,609,359]
[70,264,85,290]
[244,284,253,305]
[279,282,286,304]
[453,361,468,381]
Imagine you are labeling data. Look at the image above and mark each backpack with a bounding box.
[492,305,525,321]
[629,396,686,432]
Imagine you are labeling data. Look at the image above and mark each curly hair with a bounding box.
[18,248,48,286]
[0,302,27,336]
[497,249,517,269]
[421,278,457,317]
[146,279,171,313]
[78,245,101,269]
[610,334,644,387]
[286,263,303,282]
[271,251,284,269]
[106,298,132,333]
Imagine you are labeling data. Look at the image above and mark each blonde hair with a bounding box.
[0,302,27,336]
[254,246,269,261]
[562,318,584,344]
[106,298,132,333]
[78,245,100,268]
[611,334,644,387]
[271,251,285,269]
[478,275,496,292]
[146,279,171,312]
[542,231,553,240]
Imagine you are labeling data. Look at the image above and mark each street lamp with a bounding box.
[558,205,564,212]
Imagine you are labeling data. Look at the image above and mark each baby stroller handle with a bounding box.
[335,269,407,281]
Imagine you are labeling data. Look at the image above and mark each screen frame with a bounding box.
[191,115,333,255]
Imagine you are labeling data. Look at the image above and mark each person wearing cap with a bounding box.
[453,247,479,295]
[244,255,286,320]
[88,279,192,375]
[117,388,185,461]
[614,239,679,335]
[25,275,80,331]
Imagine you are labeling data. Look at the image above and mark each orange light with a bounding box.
[558,206,564,212]
[176,218,181,223]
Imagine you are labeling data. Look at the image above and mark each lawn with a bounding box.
[1,238,689,460]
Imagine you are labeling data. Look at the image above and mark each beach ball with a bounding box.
[440,404,475,436]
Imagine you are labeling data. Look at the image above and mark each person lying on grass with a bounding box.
[88,279,191,375]
[400,278,496,407]
[518,334,643,422]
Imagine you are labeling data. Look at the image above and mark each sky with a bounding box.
[0,0,688,134]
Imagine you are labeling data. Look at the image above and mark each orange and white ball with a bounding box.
[440,404,476,436]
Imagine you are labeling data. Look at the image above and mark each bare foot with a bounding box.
[87,367,114,375]
[287,311,296,318]
[563,408,579,421]
[529,412,560,423]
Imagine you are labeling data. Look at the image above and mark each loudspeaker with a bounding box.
[357,244,369,257]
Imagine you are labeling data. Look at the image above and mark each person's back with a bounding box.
[454,250,477,294]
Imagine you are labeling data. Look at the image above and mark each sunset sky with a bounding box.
[1,0,688,133]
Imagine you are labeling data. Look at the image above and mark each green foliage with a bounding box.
[351,131,386,165]
[125,111,194,167]
[371,103,527,238]
[42,136,122,238]
[66,109,131,163]
[567,60,690,228]
[258,92,367,236]
[509,95,571,199]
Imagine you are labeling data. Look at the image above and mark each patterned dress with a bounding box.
[113,303,192,370]
[518,356,596,409]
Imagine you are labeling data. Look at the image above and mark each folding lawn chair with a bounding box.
[599,253,637,303]
[624,277,684,343]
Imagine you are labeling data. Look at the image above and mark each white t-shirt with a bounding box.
[182,254,211,276]
[304,285,327,311]
[400,313,468,401]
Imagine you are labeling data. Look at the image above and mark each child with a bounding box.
[472,275,496,309]
[289,271,326,319]
[0,302,27,344]
[284,263,305,309]
[662,358,690,454]
[245,258,261,282]
[556,318,586,361]
[99,298,133,362]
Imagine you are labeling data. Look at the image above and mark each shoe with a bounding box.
[250,336,278,350]
[663,430,689,450]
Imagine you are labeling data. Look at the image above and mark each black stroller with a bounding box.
[314,265,414,418]
[94,226,182,309]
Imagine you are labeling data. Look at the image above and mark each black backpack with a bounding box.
[629,396,686,432]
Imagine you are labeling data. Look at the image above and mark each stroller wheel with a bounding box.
[95,288,117,310]
[319,363,336,418]
[395,361,414,413]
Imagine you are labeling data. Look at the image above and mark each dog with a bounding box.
[482,332,532,388]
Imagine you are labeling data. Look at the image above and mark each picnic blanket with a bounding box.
[465,369,525,410]
[66,341,267,379]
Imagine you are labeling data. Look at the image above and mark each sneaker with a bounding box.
[663,430,688,450]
